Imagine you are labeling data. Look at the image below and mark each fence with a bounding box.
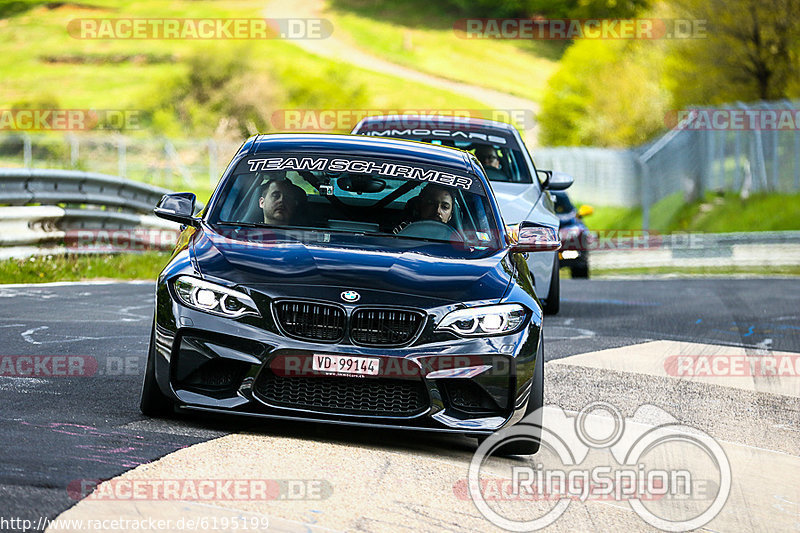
[0,133,242,192]
[535,100,800,227]
[1,100,799,228]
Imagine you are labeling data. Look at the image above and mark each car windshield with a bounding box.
[356,125,533,183]
[207,153,502,250]
[435,140,531,184]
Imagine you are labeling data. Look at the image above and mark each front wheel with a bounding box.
[140,323,174,417]
[478,340,544,456]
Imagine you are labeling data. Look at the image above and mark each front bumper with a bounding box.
[153,284,541,436]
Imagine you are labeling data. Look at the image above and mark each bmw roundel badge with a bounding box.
[341,290,360,302]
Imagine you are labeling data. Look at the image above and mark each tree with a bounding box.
[539,38,669,147]
[666,0,800,106]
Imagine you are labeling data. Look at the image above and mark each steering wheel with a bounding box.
[396,220,463,241]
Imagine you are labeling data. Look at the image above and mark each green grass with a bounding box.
[1,1,486,118]
[0,252,170,284]
[0,0,489,198]
[325,0,563,103]
[578,192,800,233]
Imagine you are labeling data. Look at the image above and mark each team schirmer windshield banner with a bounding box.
[244,155,480,192]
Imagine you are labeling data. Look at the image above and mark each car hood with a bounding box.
[191,226,514,305]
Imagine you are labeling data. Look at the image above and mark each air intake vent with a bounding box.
[275,301,345,342]
[255,373,427,416]
[350,308,423,346]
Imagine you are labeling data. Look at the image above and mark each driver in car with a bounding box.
[259,178,306,225]
[474,145,508,181]
[418,184,453,224]
[393,184,454,234]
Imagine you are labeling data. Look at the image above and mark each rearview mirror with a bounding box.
[154,192,200,227]
[508,222,561,253]
[337,174,386,194]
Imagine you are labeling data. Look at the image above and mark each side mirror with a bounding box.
[508,222,561,253]
[154,192,200,227]
[577,204,594,218]
[537,169,574,191]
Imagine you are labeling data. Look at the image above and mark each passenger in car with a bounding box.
[258,178,307,225]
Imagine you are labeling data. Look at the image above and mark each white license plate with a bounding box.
[312,354,379,376]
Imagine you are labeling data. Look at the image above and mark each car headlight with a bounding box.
[172,276,260,318]
[436,304,527,337]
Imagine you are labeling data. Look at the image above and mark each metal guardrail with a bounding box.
[0,169,185,257]
[591,231,800,269]
[0,168,173,212]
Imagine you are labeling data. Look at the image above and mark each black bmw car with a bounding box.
[140,134,559,454]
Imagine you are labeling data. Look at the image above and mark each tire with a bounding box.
[479,340,544,456]
[542,258,560,315]
[139,323,174,417]
[570,258,589,279]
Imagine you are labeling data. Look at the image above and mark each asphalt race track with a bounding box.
[1,278,798,532]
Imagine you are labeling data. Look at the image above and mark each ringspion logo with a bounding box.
[467,402,730,531]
